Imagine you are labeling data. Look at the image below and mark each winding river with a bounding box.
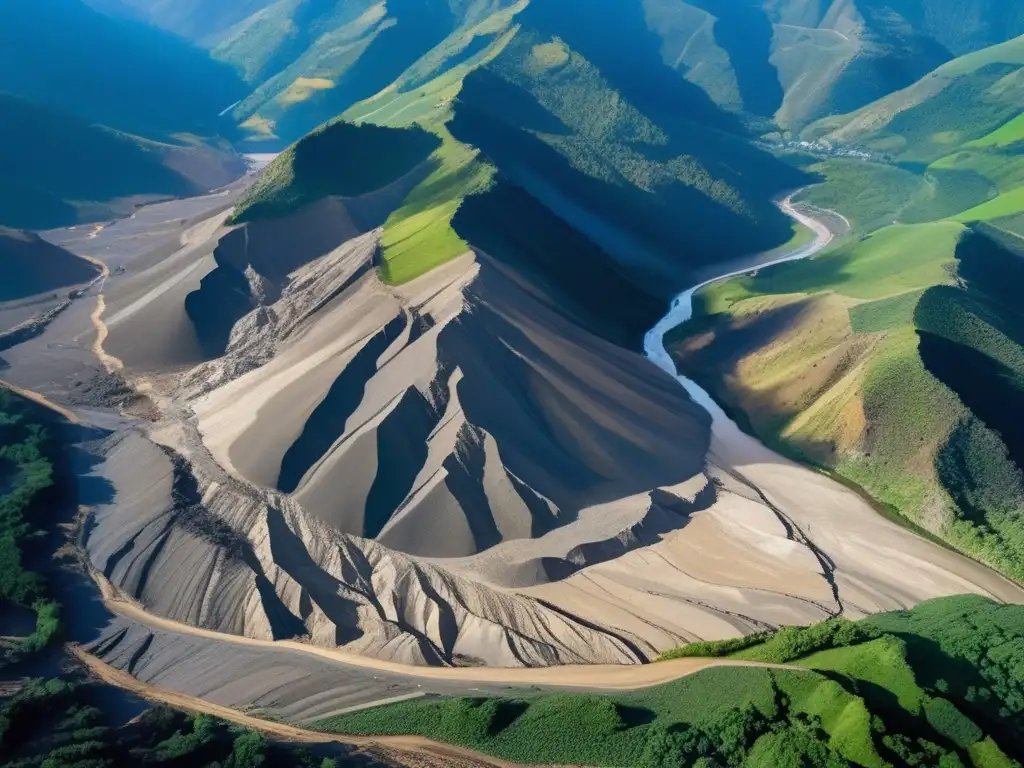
[643,196,838,433]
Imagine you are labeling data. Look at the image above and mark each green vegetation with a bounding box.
[0,387,348,768]
[320,667,879,767]
[955,186,1024,222]
[679,211,1024,582]
[445,21,807,284]
[229,119,441,223]
[696,222,961,315]
[0,680,337,768]
[0,389,59,660]
[794,159,928,233]
[966,113,1024,148]
[0,0,245,142]
[657,631,774,660]
[850,290,927,334]
[378,125,494,284]
[218,0,527,147]
[318,596,1024,768]
[807,36,1024,164]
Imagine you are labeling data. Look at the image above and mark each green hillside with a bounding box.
[806,35,1024,165]
[80,0,1024,145]
[799,33,1024,233]
[769,0,1024,131]
[215,0,524,149]
[230,119,441,222]
[672,214,1024,582]
[229,0,810,340]
[0,0,246,142]
[318,596,1024,768]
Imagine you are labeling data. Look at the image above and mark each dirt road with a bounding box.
[70,646,532,768]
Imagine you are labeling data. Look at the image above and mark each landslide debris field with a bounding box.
[1,159,1022,723]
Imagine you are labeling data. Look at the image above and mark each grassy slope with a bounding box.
[677,215,1024,581]
[672,36,1024,582]
[341,9,522,285]
[377,124,494,284]
[806,35,1024,160]
[229,118,441,223]
[222,0,527,148]
[318,596,1024,767]
[321,667,880,767]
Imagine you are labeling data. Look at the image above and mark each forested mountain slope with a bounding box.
[81,0,1024,144]
[0,0,245,141]
[0,0,248,229]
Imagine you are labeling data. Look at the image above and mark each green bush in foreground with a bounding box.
[657,631,772,661]
[729,617,881,664]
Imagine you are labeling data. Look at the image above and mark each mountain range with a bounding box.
[4,2,1024,767]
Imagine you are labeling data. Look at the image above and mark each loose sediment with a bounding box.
[0,176,1014,716]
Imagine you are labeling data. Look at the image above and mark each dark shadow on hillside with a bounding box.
[269,0,457,143]
[450,82,795,293]
[436,274,710,516]
[452,180,665,346]
[486,700,529,735]
[955,225,1024,314]
[363,388,437,539]
[518,0,744,136]
[684,0,783,117]
[0,228,100,301]
[184,237,255,359]
[450,62,806,282]
[887,630,1022,754]
[265,507,366,647]
[288,123,441,203]
[278,314,407,494]
[920,331,1024,470]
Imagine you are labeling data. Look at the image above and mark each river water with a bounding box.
[643,198,838,434]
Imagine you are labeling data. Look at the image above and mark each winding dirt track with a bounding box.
[74,242,127,374]
[0,379,81,423]
[70,646,531,768]
[93,568,788,689]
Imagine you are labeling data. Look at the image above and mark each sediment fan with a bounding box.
[2,3,1023,759]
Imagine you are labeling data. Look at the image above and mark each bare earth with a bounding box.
[0,172,1020,765]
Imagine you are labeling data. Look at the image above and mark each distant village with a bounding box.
[774,139,875,160]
